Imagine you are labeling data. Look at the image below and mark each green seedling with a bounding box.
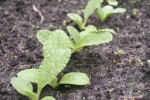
[0,31,2,36]
[132,8,138,16]
[147,60,150,65]
[107,88,114,94]
[131,0,140,7]
[11,30,89,100]
[67,0,103,30]
[138,59,143,66]
[114,49,125,57]
[95,5,126,22]
[67,26,116,53]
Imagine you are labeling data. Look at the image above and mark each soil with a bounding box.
[0,0,150,100]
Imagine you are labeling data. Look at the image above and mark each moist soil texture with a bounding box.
[0,0,150,100]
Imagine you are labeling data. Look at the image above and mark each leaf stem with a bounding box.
[82,19,87,30]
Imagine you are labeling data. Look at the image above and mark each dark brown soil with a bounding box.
[0,0,150,100]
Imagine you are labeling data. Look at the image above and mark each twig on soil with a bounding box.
[32,5,44,24]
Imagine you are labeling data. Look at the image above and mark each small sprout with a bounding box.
[82,97,86,100]
[64,85,71,88]
[128,60,132,65]
[142,32,145,35]
[132,8,138,16]
[67,0,103,30]
[122,35,127,39]
[71,1,77,5]
[147,60,150,65]
[24,1,30,4]
[116,27,120,32]
[131,0,140,7]
[31,25,39,29]
[58,0,66,3]
[0,31,2,36]
[49,24,56,29]
[138,59,143,66]
[62,20,67,26]
[114,49,125,57]
[95,5,126,23]
[108,88,114,94]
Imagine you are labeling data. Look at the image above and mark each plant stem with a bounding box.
[82,19,87,30]
[36,87,42,100]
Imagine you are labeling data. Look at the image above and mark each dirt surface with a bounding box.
[0,0,150,100]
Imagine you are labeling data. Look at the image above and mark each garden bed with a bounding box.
[0,0,150,100]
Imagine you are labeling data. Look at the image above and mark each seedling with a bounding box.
[67,26,116,53]
[11,30,89,100]
[95,5,126,22]
[114,49,125,57]
[132,8,138,16]
[131,0,140,7]
[138,59,143,66]
[0,31,2,36]
[107,88,114,94]
[67,0,103,30]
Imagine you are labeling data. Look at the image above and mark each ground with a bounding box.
[0,0,150,100]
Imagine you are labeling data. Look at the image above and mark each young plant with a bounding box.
[95,5,126,22]
[107,88,114,94]
[11,30,89,100]
[138,59,143,66]
[67,0,103,30]
[67,26,116,53]
[132,8,138,16]
[114,49,125,57]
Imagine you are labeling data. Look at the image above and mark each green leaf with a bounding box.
[59,72,89,85]
[73,30,113,52]
[69,39,76,48]
[41,96,56,100]
[84,25,97,32]
[11,77,38,100]
[37,30,71,93]
[95,5,126,22]
[17,69,38,83]
[67,26,80,43]
[84,0,103,21]
[79,30,90,38]
[67,13,83,29]
[48,77,58,88]
[100,28,117,34]
[95,5,114,22]
[113,8,126,13]
[107,0,118,6]
[37,30,53,45]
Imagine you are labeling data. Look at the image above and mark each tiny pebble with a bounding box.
[4,10,9,16]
